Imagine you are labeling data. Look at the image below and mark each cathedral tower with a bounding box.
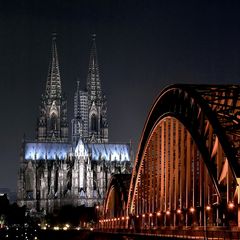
[72,34,108,144]
[18,34,131,213]
[36,34,68,142]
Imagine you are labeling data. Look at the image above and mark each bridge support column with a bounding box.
[237,178,240,227]
[237,206,240,228]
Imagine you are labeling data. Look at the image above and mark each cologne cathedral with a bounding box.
[17,34,132,213]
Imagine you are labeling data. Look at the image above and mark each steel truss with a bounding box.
[126,84,240,228]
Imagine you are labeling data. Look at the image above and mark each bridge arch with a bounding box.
[127,84,240,227]
[103,174,131,219]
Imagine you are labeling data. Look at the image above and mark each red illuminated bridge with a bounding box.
[98,84,240,238]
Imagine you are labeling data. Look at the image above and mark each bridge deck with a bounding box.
[96,227,240,240]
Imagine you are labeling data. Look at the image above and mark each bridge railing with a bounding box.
[96,227,240,239]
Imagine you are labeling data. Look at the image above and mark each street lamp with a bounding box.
[206,205,211,211]
[189,207,195,213]
[149,213,153,228]
[95,205,100,228]
[228,202,234,209]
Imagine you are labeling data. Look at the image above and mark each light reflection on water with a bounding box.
[21,230,147,240]
[1,228,140,240]
[88,233,143,240]
[89,236,135,240]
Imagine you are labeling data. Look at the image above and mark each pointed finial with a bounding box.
[87,32,101,101]
[92,33,96,40]
[52,32,57,40]
[76,79,80,91]
[45,32,61,98]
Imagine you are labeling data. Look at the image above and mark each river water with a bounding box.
[1,228,164,240]
[39,230,157,240]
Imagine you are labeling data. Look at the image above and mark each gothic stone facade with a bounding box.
[17,34,132,213]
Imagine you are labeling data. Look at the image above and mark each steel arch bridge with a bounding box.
[103,174,131,219]
[102,84,240,229]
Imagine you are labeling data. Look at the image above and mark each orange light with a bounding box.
[149,213,153,217]
[157,212,161,216]
[136,215,139,218]
[228,202,235,209]
[177,209,181,214]
[206,205,211,211]
[126,216,129,220]
[189,207,195,213]
[121,217,125,220]
[142,214,145,218]
[166,210,170,215]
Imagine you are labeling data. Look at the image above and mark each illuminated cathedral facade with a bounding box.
[17,34,132,213]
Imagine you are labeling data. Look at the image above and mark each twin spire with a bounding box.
[38,33,104,143]
[45,33,62,99]
[45,33,101,102]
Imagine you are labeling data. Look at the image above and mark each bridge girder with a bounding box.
[127,84,240,227]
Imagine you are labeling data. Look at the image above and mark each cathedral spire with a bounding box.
[45,33,62,99]
[36,33,68,142]
[87,34,102,102]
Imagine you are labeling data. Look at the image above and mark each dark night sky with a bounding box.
[1,0,240,192]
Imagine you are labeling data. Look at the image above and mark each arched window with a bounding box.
[91,114,98,132]
[50,113,57,131]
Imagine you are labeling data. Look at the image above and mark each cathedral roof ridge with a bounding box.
[86,141,131,146]
[25,140,71,145]
[84,143,131,161]
[24,142,72,161]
